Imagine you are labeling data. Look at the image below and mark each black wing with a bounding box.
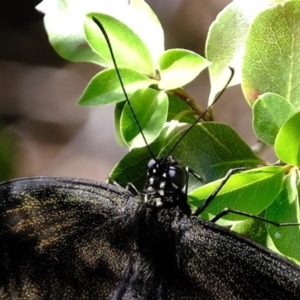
[170,217,300,299]
[105,198,300,300]
[0,177,135,299]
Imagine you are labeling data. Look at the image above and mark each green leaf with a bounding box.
[120,88,168,148]
[242,1,300,108]
[266,169,300,263]
[85,13,155,74]
[189,166,284,223]
[78,68,154,106]
[37,0,164,65]
[275,111,300,165]
[232,218,268,247]
[109,145,151,191]
[167,122,263,184]
[158,49,210,90]
[109,125,179,190]
[37,0,102,63]
[205,0,274,104]
[111,122,261,192]
[253,93,296,145]
[166,94,196,124]
[122,0,165,65]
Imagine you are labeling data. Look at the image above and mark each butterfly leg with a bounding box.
[193,167,247,216]
[210,207,300,227]
[107,178,139,195]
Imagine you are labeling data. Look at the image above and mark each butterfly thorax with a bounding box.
[142,156,191,216]
[135,156,191,264]
[112,156,193,299]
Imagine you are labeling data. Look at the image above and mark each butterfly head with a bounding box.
[143,156,188,211]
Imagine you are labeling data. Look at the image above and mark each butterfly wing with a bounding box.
[0,177,135,299]
[110,205,300,299]
[170,217,300,299]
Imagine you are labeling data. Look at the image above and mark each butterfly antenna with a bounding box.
[92,17,156,160]
[166,68,234,157]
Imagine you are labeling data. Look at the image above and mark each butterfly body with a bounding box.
[1,165,300,299]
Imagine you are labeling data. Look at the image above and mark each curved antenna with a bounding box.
[165,68,234,158]
[92,17,156,160]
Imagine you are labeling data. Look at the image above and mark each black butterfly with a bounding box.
[1,18,300,300]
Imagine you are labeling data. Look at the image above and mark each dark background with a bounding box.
[0,0,255,182]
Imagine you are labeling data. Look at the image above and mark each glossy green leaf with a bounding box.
[125,0,165,65]
[189,166,284,223]
[253,93,295,145]
[167,122,262,185]
[242,1,300,108]
[37,0,164,65]
[109,145,151,191]
[85,14,155,74]
[232,218,268,247]
[78,68,154,106]
[158,49,210,90]
[112,88,201,152]
[111,122,261,191]
[109,125,179,190]
[275,111,300,165]
[114,101,127,147]
[166,94,196,124]
[120,88,168,148]
[37,0,103,63]
[266,170,300,263]
[205,0,275,104]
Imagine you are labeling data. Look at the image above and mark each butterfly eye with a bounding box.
[147,159,157,171]
[168,165,187,190]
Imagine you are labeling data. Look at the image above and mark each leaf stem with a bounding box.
[168,89,212,121]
